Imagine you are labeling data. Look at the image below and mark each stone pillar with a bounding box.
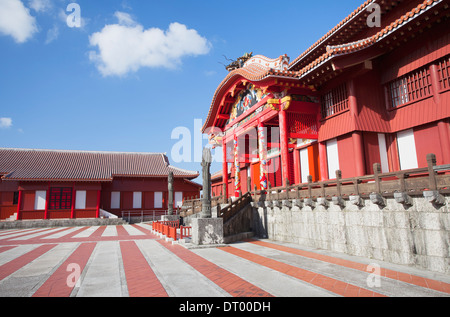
[192,147,225,246]
[201,147,212,218]
[168,171,174,215]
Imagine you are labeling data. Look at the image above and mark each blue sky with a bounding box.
[0,0,363,181]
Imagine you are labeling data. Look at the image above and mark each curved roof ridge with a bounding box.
[288,0,375,70]
[296,0,443,78]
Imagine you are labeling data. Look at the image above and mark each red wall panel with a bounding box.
[122,192,133,210]
[22,191,35,211]
[337,134,357,179]
[363,132,381,175]
[414,122,444,167]
[86,190,98,209]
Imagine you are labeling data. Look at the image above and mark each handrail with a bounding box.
[251,158,450,201]
[218,192,252,224]
[121,210,168,223]
[180,154,449,216]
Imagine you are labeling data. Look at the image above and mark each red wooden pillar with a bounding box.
[319,141,328,181]
[352,131,365,176]
[348,79,365,176]
[70,187,76,219]
[16,190,23,221]
[437,120,450,164]
[293,149,300,185]
[44,186,50,220]
[429,64,441,104]
[222,137,229,199]
[279,108,290,185]
[96,190,101,218]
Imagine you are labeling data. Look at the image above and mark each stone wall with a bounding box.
[252,195,450,274]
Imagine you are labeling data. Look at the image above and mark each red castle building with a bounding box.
[205,0,450,198]
[0,148,201,221]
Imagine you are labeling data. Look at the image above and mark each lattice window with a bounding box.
[321,83,348,118]
[287,113,318,136]
[49,187,72,210]
[387,66,432,108]
[437,55,450,91]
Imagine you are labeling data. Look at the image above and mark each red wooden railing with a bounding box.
[180,226,192,240]
[152,220,191,241]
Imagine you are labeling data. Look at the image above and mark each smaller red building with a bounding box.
[0,148,201,221]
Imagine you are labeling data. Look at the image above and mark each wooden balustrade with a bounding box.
[180,154,449,219]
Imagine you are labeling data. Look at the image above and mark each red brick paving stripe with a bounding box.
[130,224,155,236]
[156,240,273,297]
[0,244,57,281]
[89,226,107,238]
[248,240,450,294]
[0,246,16,254]
[116,225,131,237]
[32,243,96,297]
[0,228,36,236]
[35,227,76,240]
[61,227,94,239]
[120,241,168,297]
[220,246,385,297]
[1,228,54,241]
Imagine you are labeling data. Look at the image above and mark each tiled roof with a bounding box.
[288,0,375,71]
[0,148,199,182]
[295,0,444,79]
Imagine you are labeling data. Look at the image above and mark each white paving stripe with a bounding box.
[101,226,118,237]
[41,227,82,240]
[0,242,80,297]
[10,228,63,241]
[72,226,100,238]
[229,241,450,297]
[135,223,153,232]
[122,225,145,236]
[192,247,335,297]
[75,241,125,297]
[0,244,39,267]
[136,240,230,297]
[0,228,49,240]
[0,229,30,236]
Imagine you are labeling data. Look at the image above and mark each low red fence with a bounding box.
[180,226,192,239]
[152,220,191,241]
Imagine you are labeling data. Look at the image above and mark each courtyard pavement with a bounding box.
[0,223,448,301]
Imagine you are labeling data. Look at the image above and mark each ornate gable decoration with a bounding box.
[243,54,290,71]
[227,84,269,125]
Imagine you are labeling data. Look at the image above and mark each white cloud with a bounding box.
[88,12,211,77]
[114,11,136,27]
[45,24,59,44]
[0,0,38,43]
[28,0,51,12]
[0,118,13,129]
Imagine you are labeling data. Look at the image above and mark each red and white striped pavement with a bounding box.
[0,224,448,298]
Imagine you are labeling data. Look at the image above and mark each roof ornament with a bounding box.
[222,52,253,72]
